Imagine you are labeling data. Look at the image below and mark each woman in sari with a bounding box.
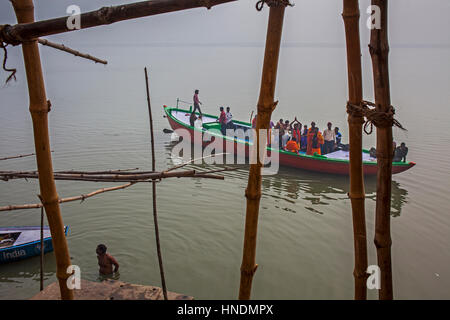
[311,127,324,155]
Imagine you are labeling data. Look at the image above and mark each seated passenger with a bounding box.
[194,115,203,130]
[393,142,408,162]
[189,112,197,127]
[285,137,300,154]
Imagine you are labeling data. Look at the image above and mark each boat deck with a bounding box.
[0,226,51,248]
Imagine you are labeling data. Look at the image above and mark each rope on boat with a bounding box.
[346,100,406,135]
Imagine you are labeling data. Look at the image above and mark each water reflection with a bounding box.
[0,253,56,284]
[163,140,409,217]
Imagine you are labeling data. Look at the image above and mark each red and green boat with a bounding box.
[163,105,415,176]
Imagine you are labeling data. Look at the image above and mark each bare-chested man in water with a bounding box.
[96,244,119,276]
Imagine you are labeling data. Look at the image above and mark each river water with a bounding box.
[0,42,449,299]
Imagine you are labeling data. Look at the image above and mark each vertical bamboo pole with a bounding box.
[342,0,368,300]
[144,67,168,300]
[369,0,393,300]
[40,206,44,291]
[11,0,73,300]
[239,1,288,300]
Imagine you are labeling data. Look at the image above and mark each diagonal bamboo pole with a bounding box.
[11,0,73,300]
[37,39,107,65]
[369,0,394,300]
[342,0,368,300]
[238,0,289,300]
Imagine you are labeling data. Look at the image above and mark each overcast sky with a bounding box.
[1,0,449,47]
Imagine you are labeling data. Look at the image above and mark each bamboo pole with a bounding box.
[40,205,44,291]
[11,0,73,300]
[145,67,168,300]
[1,0,237,45]
[0,152,35,161]
[342,0,368,300]
[369,0,394,300]
[239,0,289,300]
[37,39,107,65]
[0,182,136,212]
[0,169,228,182]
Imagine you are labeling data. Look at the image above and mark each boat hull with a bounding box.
[164,106,415,176]
[0,226,68,264]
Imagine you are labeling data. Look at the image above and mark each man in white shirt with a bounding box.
[194,115,203,130]
[323,122,336,155]
[225,107,234,130]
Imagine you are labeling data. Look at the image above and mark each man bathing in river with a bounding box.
[96,244,119,276]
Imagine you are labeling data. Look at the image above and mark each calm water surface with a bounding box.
[0,44,449,299]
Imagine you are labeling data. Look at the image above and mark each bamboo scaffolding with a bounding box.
[0,169,229,182]
[145,67,168,300]
[239,0,290,300]
[11,0,73,300]
[342,0,368,300]
[0,152,36,161]
[37,39,107,65]
[0,182,136,212]
[0,151,53,161]
[1,0,237,45]
[369,0,394,300]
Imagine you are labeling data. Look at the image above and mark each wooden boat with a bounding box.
[0,226,68,264]
[163,105,415,175]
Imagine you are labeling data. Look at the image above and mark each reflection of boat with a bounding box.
[0,226,68,264]
[262,167,409,217]
[164,106,415,175]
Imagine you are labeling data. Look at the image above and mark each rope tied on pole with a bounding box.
[255,0,293,11]
[346,100,406,135]
[0,41,17,84]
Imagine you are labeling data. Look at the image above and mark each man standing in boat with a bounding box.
[193,89,202,115]
[218,107,227,135]
[323,122,336,155]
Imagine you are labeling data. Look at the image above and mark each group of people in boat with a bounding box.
[189,90,408,161]
[252,115,343,156]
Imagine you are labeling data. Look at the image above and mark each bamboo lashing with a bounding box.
[37,39,107,65]
[369,0,395,300]
[239,0,290,300]
[346,100,406,135]
[11,0,74,300]
[342,0,368,300]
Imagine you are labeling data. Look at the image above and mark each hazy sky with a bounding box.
[1,0,449,47]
